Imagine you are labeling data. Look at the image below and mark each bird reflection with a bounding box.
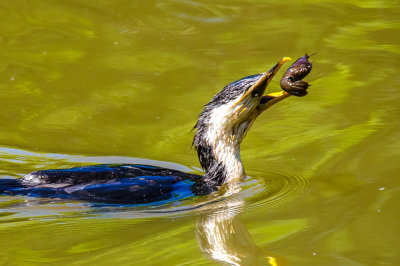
[195,185,285,266]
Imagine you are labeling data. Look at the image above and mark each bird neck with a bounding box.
[195,136,245,187]
[194,102,255,187]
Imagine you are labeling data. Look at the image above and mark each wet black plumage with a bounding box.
[0,164,212,204]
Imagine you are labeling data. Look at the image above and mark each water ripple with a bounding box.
[244,169,309,211]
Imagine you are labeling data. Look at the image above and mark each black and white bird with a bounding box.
[0,56,312,204]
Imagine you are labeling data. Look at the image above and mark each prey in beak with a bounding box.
[239,54,313,115]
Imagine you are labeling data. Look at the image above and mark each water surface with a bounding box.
[0,0,399,265]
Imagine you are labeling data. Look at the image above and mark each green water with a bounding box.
[1,0,399,265]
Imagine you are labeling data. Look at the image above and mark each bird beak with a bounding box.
[237,57,292,105]
[234,57,293,114]
[255,57,293,113]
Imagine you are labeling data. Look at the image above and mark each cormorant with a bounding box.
[0,55,312,204]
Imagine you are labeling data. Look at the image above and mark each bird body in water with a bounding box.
[0,55,313,204]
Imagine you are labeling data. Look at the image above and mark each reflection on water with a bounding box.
[196,192,285,266]
[1,0,400,264]
[196,195,260,266]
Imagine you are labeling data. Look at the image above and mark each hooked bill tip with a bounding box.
[282,56,292,63]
